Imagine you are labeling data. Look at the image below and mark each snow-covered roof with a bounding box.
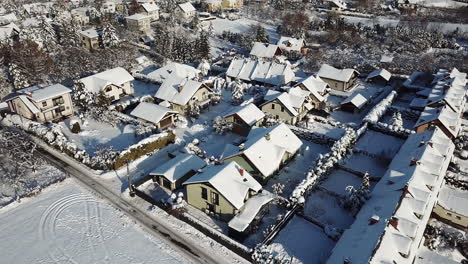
[228,191,274,232]
[327,128,454,264]
[437,185,468,216]
[366,69,392,82]
[414,106,461,138]
[223,103,265,126]
[276,37,304,52]
[125,13,149,20]
[155,76,209,106]
[262,90,299,116]
[80,67,134,94]
[141,3,159,12]
[0,23,19,40]
[23,2,54,15]
[380,55,394,63]
[295,75,328,102]
[317,64,359,83]
[341,93,368,109]
[222,124,302,178]
[80,28,99,38]
[130,102,177,125]
[415,247,459,264]
[5,84,72,103]
[226,59,294,86]
[424,69,467,113]
[150,153,206,183]
[250,42,280,59]
[183,162,262,210]
[147,63,200,83]
[327,0,347,9]
[0,13,17,24]
[177,2,196,13]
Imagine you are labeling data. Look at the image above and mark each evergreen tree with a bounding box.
[72,80,94,110]
[255,24,269,43]
[196,30,210,61]
[9,63,30,89]
[190,13,200,30]
[102,23,120,48]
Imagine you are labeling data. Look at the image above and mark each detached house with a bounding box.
[433,185,468,228]
[150,153,206,191]
[365,68,392,85]
[222,103,265,136]
[183,161,262,221]
[155,75,212,115]
[221,0,243,9]
[147,62,200,84]
[340,93,368,113]
[414,106,461,140]
[3,84,73,123]
[276,37,307,57]
[294,75,330,110]
[222,124,302,181]
[125,14,151,34]
[176,2,196,20]
[140,3,159,21]
[130,102,178,130]
[249,42,282,60]
[79,28,100,51]
[260,88,312,125]
[317,64,359,91]
[80,67,134,102]
[202,0,222,12]
[71,8,90,25]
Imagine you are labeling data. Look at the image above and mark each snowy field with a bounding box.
[342,153,388,177]
[0,179,188,264]
[270,216,336,264]
[303,190,355,229]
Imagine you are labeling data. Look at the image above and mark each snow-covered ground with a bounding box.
[270,215,336,264]
[0,178,188,264]
[355,130,405,156]
[321,169,375,196]
[342,153,388,177]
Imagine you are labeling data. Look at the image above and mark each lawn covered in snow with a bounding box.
[355,130,405,157]
[341,153,388,178]
[320,169,372,196]
[270,215,336,264]
[0,179,187,264]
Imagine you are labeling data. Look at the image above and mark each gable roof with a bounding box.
[155,76,210,106]
[250,42,280,59]
[150,153,206,183]
[222,124,302,178]
[125,13,149,20]
[295,75,328,102]
[317,64,359,83]
[261,90,299,116]
[177,2,196,13]
[4,84,71,103]
[414,106,461,138]
[80,67,134,93]
[341,93,368,109]
[276,36,304,52]
[183,161,262,210]
[226,58,294,86]
[366,68,391,82]
[147,63,200,83]
[0,23,20,41]
[223,103,265,126]
[130,102,177,125]
[437,185,468,216]
[228,191,274,232]
[141,3,159,12]
[80,28,99,38]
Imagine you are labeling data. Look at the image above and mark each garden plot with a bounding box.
[60,118,139,155]
[269,215,336,264]
[355,130,405,157]
[301,120,345,140]
[264,141,330,198]
[341,153,388,178]
[328,108,370,127]
[320,169,375,196]
[380,111,417,130]
[303,190,355,230]
[132,80,159,98]
[243,203,287,248]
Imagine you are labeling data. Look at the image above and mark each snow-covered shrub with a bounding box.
[341,173,370,215]
[71,121,81,134]
[324,225,343,241]
[263,114,280,127]
[363,90,398,124]
[212,116,232,135]
[390,111,403,129]
[89,146,119,170]
[252,244,292,264]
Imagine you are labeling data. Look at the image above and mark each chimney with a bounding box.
[239,143,245,151]
[265,133,271,141]
[427,141,433,148]
[343,257,350,264]
[239,168,244,176]
[402,184,414,198]
[418,141,425,147]
[369,215,380,225]
[389,216,399,230]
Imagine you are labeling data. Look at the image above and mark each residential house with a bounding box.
[175,2,196,20]
[79,67,134,102]
[249,42,282,60]
[79,28,100,51]
[326,0,347,10]
[146,62,200,84]
[317,64,359,91]
[414,106,461,140]
[183,161,262,221]
[222,103,265,136]
[138,0,156,4]
[222,123,303,181]
[276,37,307,57]
[202,0,222,12]
[155,75,212,115]
[0,23,20,42]
[101,1,116,14]
[221,0,243,9]
[130,102,178,130]
[433,184,468,228]
[71,7,90,25]
[150,153,206,191]
[294,75,330,110]
[260,88,312,125]
[3,84,73,123]
[226,59,295,87]
[365,68,392,85]
[327,127,455,264]
[139,3,159,21]
[340,93,368,113]
[125,14,151,34]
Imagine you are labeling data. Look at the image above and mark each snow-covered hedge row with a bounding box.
[388,105,421,121]
[290,127,357,204]
[133,72,163,84]
[307,114,349,129]
[288,125,337,146]
[363,90,398,124]
[368,121,413,139]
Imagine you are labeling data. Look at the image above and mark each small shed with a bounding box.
[366,69,392,85]
[130,102,178,130]
[340,93,368,113]
[223,103,265,136]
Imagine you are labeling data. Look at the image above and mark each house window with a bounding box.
[105,86,113,92]
[271,104,275,110]
[42,101,47,107]
[201,187,207,200]
[447,212,452,216]
[211,192,219,205]
[456,216,461,220]
[281,106,285,112]
[52,97,64,105]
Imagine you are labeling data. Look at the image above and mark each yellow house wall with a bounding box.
[433,204,468,228]
[186,183,239,221]
[261,99,297,125]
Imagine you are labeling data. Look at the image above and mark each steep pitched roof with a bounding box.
[183,161,262,210]
[141,3,159,12]
[125,13,149,20]
[177,2,196,13]
[295,75,328,102]
[223,103,265,126]
[366,68,392,82]
[250,42,280,59]
[147,63,200,83]
[414,106,461,138]
[155,76,210,106]
[80,67,134,93]
[226,59,294,86]
[276,36,304,52]
[261,90,299,116]
[150,153,206,183]
[317,64,359,83]
[130,102,177,125]
[341,93,368,109]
